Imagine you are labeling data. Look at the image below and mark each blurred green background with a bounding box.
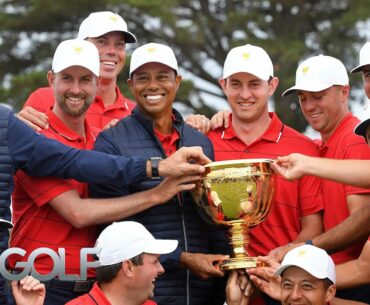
[0,0,369,132]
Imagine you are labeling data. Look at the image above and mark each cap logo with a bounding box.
[242,52,250,60]
[109,15,118,22]
[298,249,307,257]
[147,47,156,54]
[74,46,82,54]
[302,66,309,74]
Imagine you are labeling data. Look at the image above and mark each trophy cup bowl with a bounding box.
[193,158,276,270]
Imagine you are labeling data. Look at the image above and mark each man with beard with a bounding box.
[18,11,210,134]
[279,54,370,303]
[17,11,137,131]
[10,39,201,305]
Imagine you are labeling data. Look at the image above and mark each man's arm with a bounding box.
[269,205,370,262]
[312,205,370,253]
[179,252,228,279]
[293,212,323,242]
[273,153,370,188]
[8,110,209,184]
[49,175,199,228]
[336,240,370,289]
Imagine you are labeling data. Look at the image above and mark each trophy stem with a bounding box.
[220,221,258,270]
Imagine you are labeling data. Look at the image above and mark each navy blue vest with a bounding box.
[0,107,13,223]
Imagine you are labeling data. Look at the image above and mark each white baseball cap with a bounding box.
[222,44,274,81]
[129,43,178,76]
[275,245,336,284]
[52,39,100,76]
[282,55,349,96]
[78,11,136,43]
[96,221,178,266]
[351,42,370,73]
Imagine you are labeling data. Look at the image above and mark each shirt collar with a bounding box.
[94,85,129,110]
[222,112,284,143]
[46,108,96,143]
[318,112,357,149]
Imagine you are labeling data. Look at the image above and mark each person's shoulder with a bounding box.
[0,104,12,120]
[27,87,53,99]
[183,123,212,142]
[25,87,54,110]
[207,127,223,139]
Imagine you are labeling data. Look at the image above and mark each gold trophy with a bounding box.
[193,159,276,270]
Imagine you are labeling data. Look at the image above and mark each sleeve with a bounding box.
[7,111,147,185]
[298,145,324,216]
[159,247,184,270]
[298,174,324,216]
[15,170,75,207]
[89,131,132,199]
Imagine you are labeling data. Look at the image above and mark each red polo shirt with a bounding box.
[24,86,135,130]
[317,113,370,264]
[66,282,157,305]
[208,113,324,256]
[10,109,98,277]
[154,128,179,157]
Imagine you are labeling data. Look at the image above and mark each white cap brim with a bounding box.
[98,239,178,266]
[282,82,333,97]
[79,30,136,43]
[144,239,178,255]
[222,69,271,81]
[275,263,331,281]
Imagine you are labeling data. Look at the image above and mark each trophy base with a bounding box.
[220,257,264,270]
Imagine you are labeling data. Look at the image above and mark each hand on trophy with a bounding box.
[180,252,229,279]
[271,153,311,180]
[247,256,282,302]
[157,146,212,177]
[226,270,253,305]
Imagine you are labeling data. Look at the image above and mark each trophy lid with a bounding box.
[205,158,274,168]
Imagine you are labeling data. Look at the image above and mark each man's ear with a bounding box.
[122,260,135,278]
[174,74,182,90]
[47,71,54,87]
[325,284,336,303]
[268,76,279,97]
[340,84,350,100]
[219,78,226,91]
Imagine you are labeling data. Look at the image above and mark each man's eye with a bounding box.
[116,42,125,48]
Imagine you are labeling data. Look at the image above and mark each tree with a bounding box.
[0,0,369,131]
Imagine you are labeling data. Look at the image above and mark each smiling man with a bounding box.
[19,11,137,131]
[89,42,229,305]
[207,44,324,305]
[67,221,177,305]
[282,54,370,303]
[10,39,202,305]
